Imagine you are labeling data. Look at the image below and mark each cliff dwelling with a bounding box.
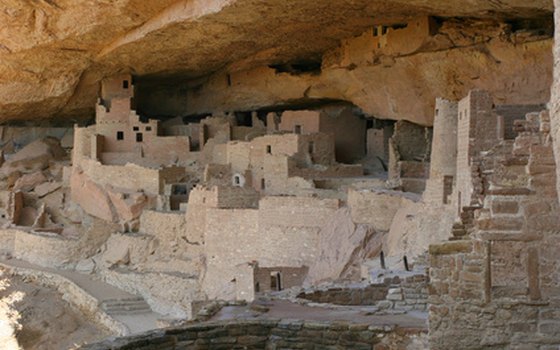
[0,1,559,349]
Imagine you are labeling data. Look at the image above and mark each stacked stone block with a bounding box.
[83,319,427,350]
[297,274,429,312]
[429,110,560,349]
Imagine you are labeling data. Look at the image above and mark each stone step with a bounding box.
[103,305,151,312]
[449,236,470,241]
[100,297,151,315]
[104,308,153,315]
[486,188,534,196]
[500,156,529,166]
[102,301,151,309]
[478,230,533,241]
[452,231,467,238]
[477,217,524,231]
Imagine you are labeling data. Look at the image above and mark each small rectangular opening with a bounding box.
[136,133,143,142]
[266,145,272,154]
[133,126,139,131]
[308,141,314,154]
[443,176,453,204]
[270,272,282,291]
[146,126,152,131]
[123,80,129,89]
[261,178,266,190]
[116,131,124,140]
[294,125,302,134]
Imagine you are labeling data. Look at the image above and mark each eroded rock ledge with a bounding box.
[0,0,553,124]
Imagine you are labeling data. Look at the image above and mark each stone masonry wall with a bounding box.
[429,111,560,349]
[83,319,427,350]
[551,0,560,203]
[297,274,428,312]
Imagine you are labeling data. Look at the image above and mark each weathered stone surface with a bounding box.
[429,241,473,255]
[0,1,552,124]
[0,138,65,177]
[12,171,47,192]
[34,181,63,198]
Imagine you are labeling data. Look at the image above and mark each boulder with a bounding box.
[13,171,47,192]
[70,169,114,222]
[1,137,66,177]
[34,181,62,198]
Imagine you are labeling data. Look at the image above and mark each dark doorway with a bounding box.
[270,272,282,291]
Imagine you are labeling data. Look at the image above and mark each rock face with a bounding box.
[0,0,552,123]
[305,207,381,285]
[185,18,552,125]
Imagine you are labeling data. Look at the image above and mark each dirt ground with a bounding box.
[0,268,111,350]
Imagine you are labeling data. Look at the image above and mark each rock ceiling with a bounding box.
[0,0,553,123]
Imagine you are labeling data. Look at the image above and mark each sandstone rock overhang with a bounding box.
[0,0,553,123]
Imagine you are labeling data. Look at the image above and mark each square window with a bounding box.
[116,131,124,140]
[146,126,152,131]
[133,126,139,131]
[294,125,302,134]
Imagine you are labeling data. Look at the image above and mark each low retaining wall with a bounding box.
[0,263,128,336]
[82,319,427,349]
[297,274,429,312]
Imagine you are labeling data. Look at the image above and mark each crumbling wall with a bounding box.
[455,90,498,209]
[429,111,560,349]
[389,120,431,162]
[298,274,428,311]
[387,120,431,193]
